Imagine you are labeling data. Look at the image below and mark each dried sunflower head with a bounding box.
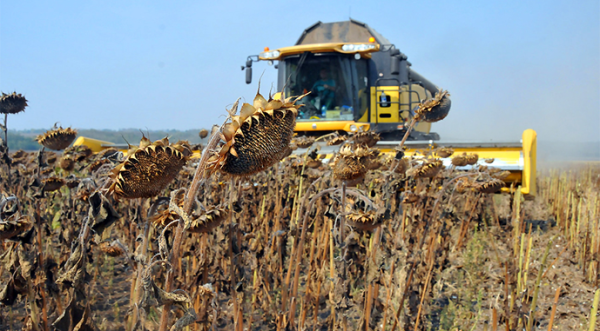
[10,150,31,165]
[306,159,322,169]
[465,153,479,165]
[391,157,409,175]
[414,159,443,178]
[294,136,315,149]
[174,140,193,158]
[108,137,190,199]
[436,147,454,158]
[65,175,80,189]
[492,170,511,180]
[0,92,28,114]
[455,178,473,193]
[36,126,78,151]
[211,90,307,176]
[365,158,383,170]
[59,156,75,172]
[346,210,384,231]
[0,217,32,240]
[414,89,451,123]
[99,241,125,257]
[42,177,65,192]
[88,158,111,173]
[45,152,58,165]
[333,145,371,182]
[327,135,347,146]
[199,129,209,139]
[354,131,380,147]
[451,153,468,167]
[65,145,93,162]
[188,207,228,233]
[475,178,504,193]
[150,193,184,228]
[11,150,27,159]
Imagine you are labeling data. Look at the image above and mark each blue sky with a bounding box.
[1,0,598,142]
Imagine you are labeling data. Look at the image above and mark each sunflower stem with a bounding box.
[2,113,7,147]
[158,113,233,331]
[228,177,241,329]
[340,180,348,295]
[131,199,149,331]
[2,113,12,185]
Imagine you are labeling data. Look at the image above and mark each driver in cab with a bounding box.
[311,68,336,111]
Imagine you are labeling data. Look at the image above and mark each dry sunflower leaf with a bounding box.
[170,307,198,331]
[17,245,37,280]
[88,192,121,240]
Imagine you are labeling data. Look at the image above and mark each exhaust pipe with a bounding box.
[408,68,439,95]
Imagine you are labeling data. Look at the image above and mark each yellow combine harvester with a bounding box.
[74,20,537,195]
[240,20,537,195]
[244,19,444,140]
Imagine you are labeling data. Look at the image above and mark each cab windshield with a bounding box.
[282,53,368,121]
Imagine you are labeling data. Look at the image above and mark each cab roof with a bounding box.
[295,19,391,45]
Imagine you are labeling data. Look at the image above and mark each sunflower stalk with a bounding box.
[157,103,238,331]
[2,113,11,184]
[130,199,150,331]
[227,177,241,329]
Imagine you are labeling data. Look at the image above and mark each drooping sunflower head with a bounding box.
[414,159,444,178]
[474,178,505,193]
[293,136,315,149]
[187,206,229,233]
[333,145,372,182]
[42,177,66,192]
[353,131,380,147]
[346,209,387,231]
[108,137,190,199]
[199,129,209,139]
[451,153,468,167]
[435,147,454,158]
[465,153,479,165]
[36,126,78,151]
[99,241,125,257]
[414,89,451,123]
[0,92,28,115]
[59,156,75,172]
[327,135,347,146]
[65,145,93,162]
[211,89,307,176]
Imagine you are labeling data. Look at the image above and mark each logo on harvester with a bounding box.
[312,123,317,129]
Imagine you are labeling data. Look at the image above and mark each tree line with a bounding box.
[7,128,207,151]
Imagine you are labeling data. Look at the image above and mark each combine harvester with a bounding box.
[75,20,537,195]
[242,20,537,195]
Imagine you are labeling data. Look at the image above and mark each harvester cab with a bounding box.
[243,19,443,140]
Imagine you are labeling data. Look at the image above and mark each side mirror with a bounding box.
[245,67,253,84]
[391,55,400,75]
